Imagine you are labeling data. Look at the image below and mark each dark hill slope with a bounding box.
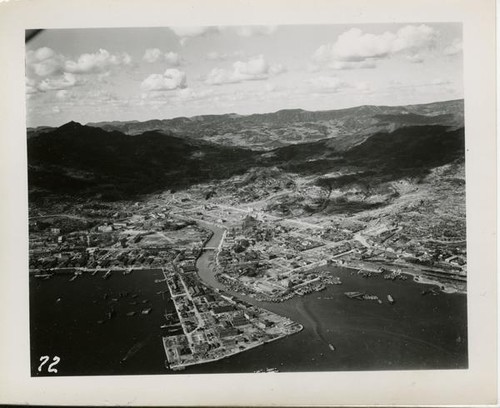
[344,125,464,169]
[269,125,464,180]
[28,122,256,199]
[27,121,465,201]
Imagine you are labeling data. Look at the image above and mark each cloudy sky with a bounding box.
[25,23,463,127]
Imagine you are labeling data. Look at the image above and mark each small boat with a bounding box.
[254,368,279,373]
[328,344,336,351]
[142,308,152,315]
[35,273,52,279]
[344,291,365,299]
[387,294,395,304]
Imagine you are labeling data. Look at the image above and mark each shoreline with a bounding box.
[166,323,304,371]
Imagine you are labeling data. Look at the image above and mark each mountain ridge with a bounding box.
[82,99,464,151]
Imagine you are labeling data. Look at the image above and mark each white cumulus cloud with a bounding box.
[174,87,215,102]
[26,47,65,77]
[206,55,286,85]
[38,72,78,91]
[170,26,218,38]
[56,90,69,99]
[313,24,437,69]
[330,60,377,70]
[230,25,277,37]
[64,49,131,74]
[443,39,463,56]
[170,26,219,45]
[141,68,187,91]
[143,49,181,65]
[207,50,246,61]
[25,77,38,94]
[170,25,278,45]
[143,48,162,63]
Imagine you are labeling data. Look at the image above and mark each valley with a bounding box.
[28,99,467,373]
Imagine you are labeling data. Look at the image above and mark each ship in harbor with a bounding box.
[254,367,279,373]
[387,294,395,304]
[344,291,365,299]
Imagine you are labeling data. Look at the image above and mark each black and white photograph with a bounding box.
[0,0,497,406]
[26,22,468,376]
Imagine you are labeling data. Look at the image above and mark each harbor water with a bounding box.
[30,262,467,376]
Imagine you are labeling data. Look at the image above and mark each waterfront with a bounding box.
[187,267,467,373]
[30,269,171,376]
[190,227,468,373]
[30,249,467,376]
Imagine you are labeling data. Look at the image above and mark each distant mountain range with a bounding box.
[29,99,463,150]
[27,99,464,200]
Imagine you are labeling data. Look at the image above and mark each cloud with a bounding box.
[306,76,348,92]
[170,25,277,45]
[207,50,246,61]
[355,81,373,92]
[174,87,215,102]
[170,26,219,45]
[207,51,224,61]
[206,55,286,85]
[56,90,69,99]
[306,75,374,94]
[443,39,463,56]
[329,60,377,70]
[431,78,451,85]
[312,24,437,69]
[143,49,181,65]
[141,68,187,91]
[64,49,131,74]
[38,72,78,91]
[170,26,218,38]
[165,52,180,66]
[268,63,286,75]
[230,25,277,37]
[143,48,162,63]
[406,53,424,63]
[25,77,38,94]
[26,47,65,77]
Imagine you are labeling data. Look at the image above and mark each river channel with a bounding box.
[190,223,468,373]
[29,223,467,376]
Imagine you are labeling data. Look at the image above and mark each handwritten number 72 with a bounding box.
[38,356,60,373]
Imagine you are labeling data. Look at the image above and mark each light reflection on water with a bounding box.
[30,264,467,376]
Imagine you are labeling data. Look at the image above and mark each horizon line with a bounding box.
[28,97,464,129]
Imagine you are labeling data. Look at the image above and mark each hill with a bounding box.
[86,99,464,151]
[27,121,256,200]
[27,102,465,203]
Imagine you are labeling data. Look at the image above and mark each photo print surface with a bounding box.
[26,23,467,377]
